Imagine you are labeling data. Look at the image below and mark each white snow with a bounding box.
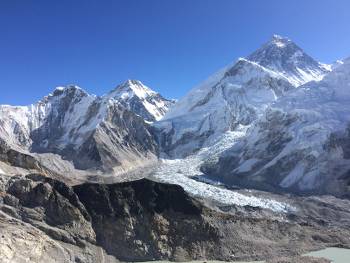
[152,168,291,213]
[331,60,344,70]
[270,34,290,48]
[155,57,295,157]
[0,35,346,210]
[110,80,156,100]
[247,35,331,87]
[60,93,98,146]
[152,35,340,197]
[0,80,172,152]
[232,57,350,190]
[55,86,65,91]
[154,35,334,165]
[272,35,288,48]
[107,80,172,121]
[157,34,332,158]
[320,62,333,72]
[151,128,293,213]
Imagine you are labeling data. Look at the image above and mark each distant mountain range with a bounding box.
[2,34,350,263]
[1,35,349,196]
[0,80,173,180]
[156,35,349,196]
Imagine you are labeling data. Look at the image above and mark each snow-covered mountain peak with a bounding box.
[157,35,334,158]
[108,79,157,100]
[270,34,291,48]
[163,56,293,122]
[247,35,331,86]
[252,34,299,56]
[53,84,84,93]
[204,56,350,194]
[331,60,345,70]
[164,35,332,123]
[49,85,90,101]
[107,80,175,122]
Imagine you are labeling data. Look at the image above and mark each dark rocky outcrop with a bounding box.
[74,180,213,261]
[0,138,43,171]
[4,174,95,246]
[1,174,350,262]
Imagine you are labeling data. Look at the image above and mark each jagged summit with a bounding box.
[0,35,347,197]
[54,84,81,91]
[203,56,350,195]
[272,34,288,39]
[108,79,174,122]
[247,35,330,86]
[50,85,89,99]
[270,34,291,48]
[249,34,301,61]
[109,79,157,99]
[0,79,174,176]
[157,35,333,158]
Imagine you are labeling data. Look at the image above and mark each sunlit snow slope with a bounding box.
[155,35,330,158]
[202,57,350,195]
[0,81,173,177]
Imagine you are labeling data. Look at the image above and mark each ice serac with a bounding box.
[0,81,173,179]
[156,35,330,158]
[107,80,175,122]
[202,57,350,195]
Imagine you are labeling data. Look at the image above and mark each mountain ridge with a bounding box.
[0,80,173,179]
[156,35,331,159]
[1,35,349,197]
[199,56,350,195]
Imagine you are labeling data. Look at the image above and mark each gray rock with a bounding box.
[1,174,350,262]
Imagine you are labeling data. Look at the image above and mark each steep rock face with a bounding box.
[0,137,52,175]
[107,80,175,122]
[0,174,118,263]
[155,36,330,158]
[33,101,159,172]
[0,81,171,176]
[73,179,212,261]
[247,35,330,86]
[202,57,350,195]
[5,175,95,245]
[1,174,350,262]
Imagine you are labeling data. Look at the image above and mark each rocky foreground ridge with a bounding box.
[1,173,350,262]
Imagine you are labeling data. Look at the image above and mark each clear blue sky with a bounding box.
[1,0,350,105]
